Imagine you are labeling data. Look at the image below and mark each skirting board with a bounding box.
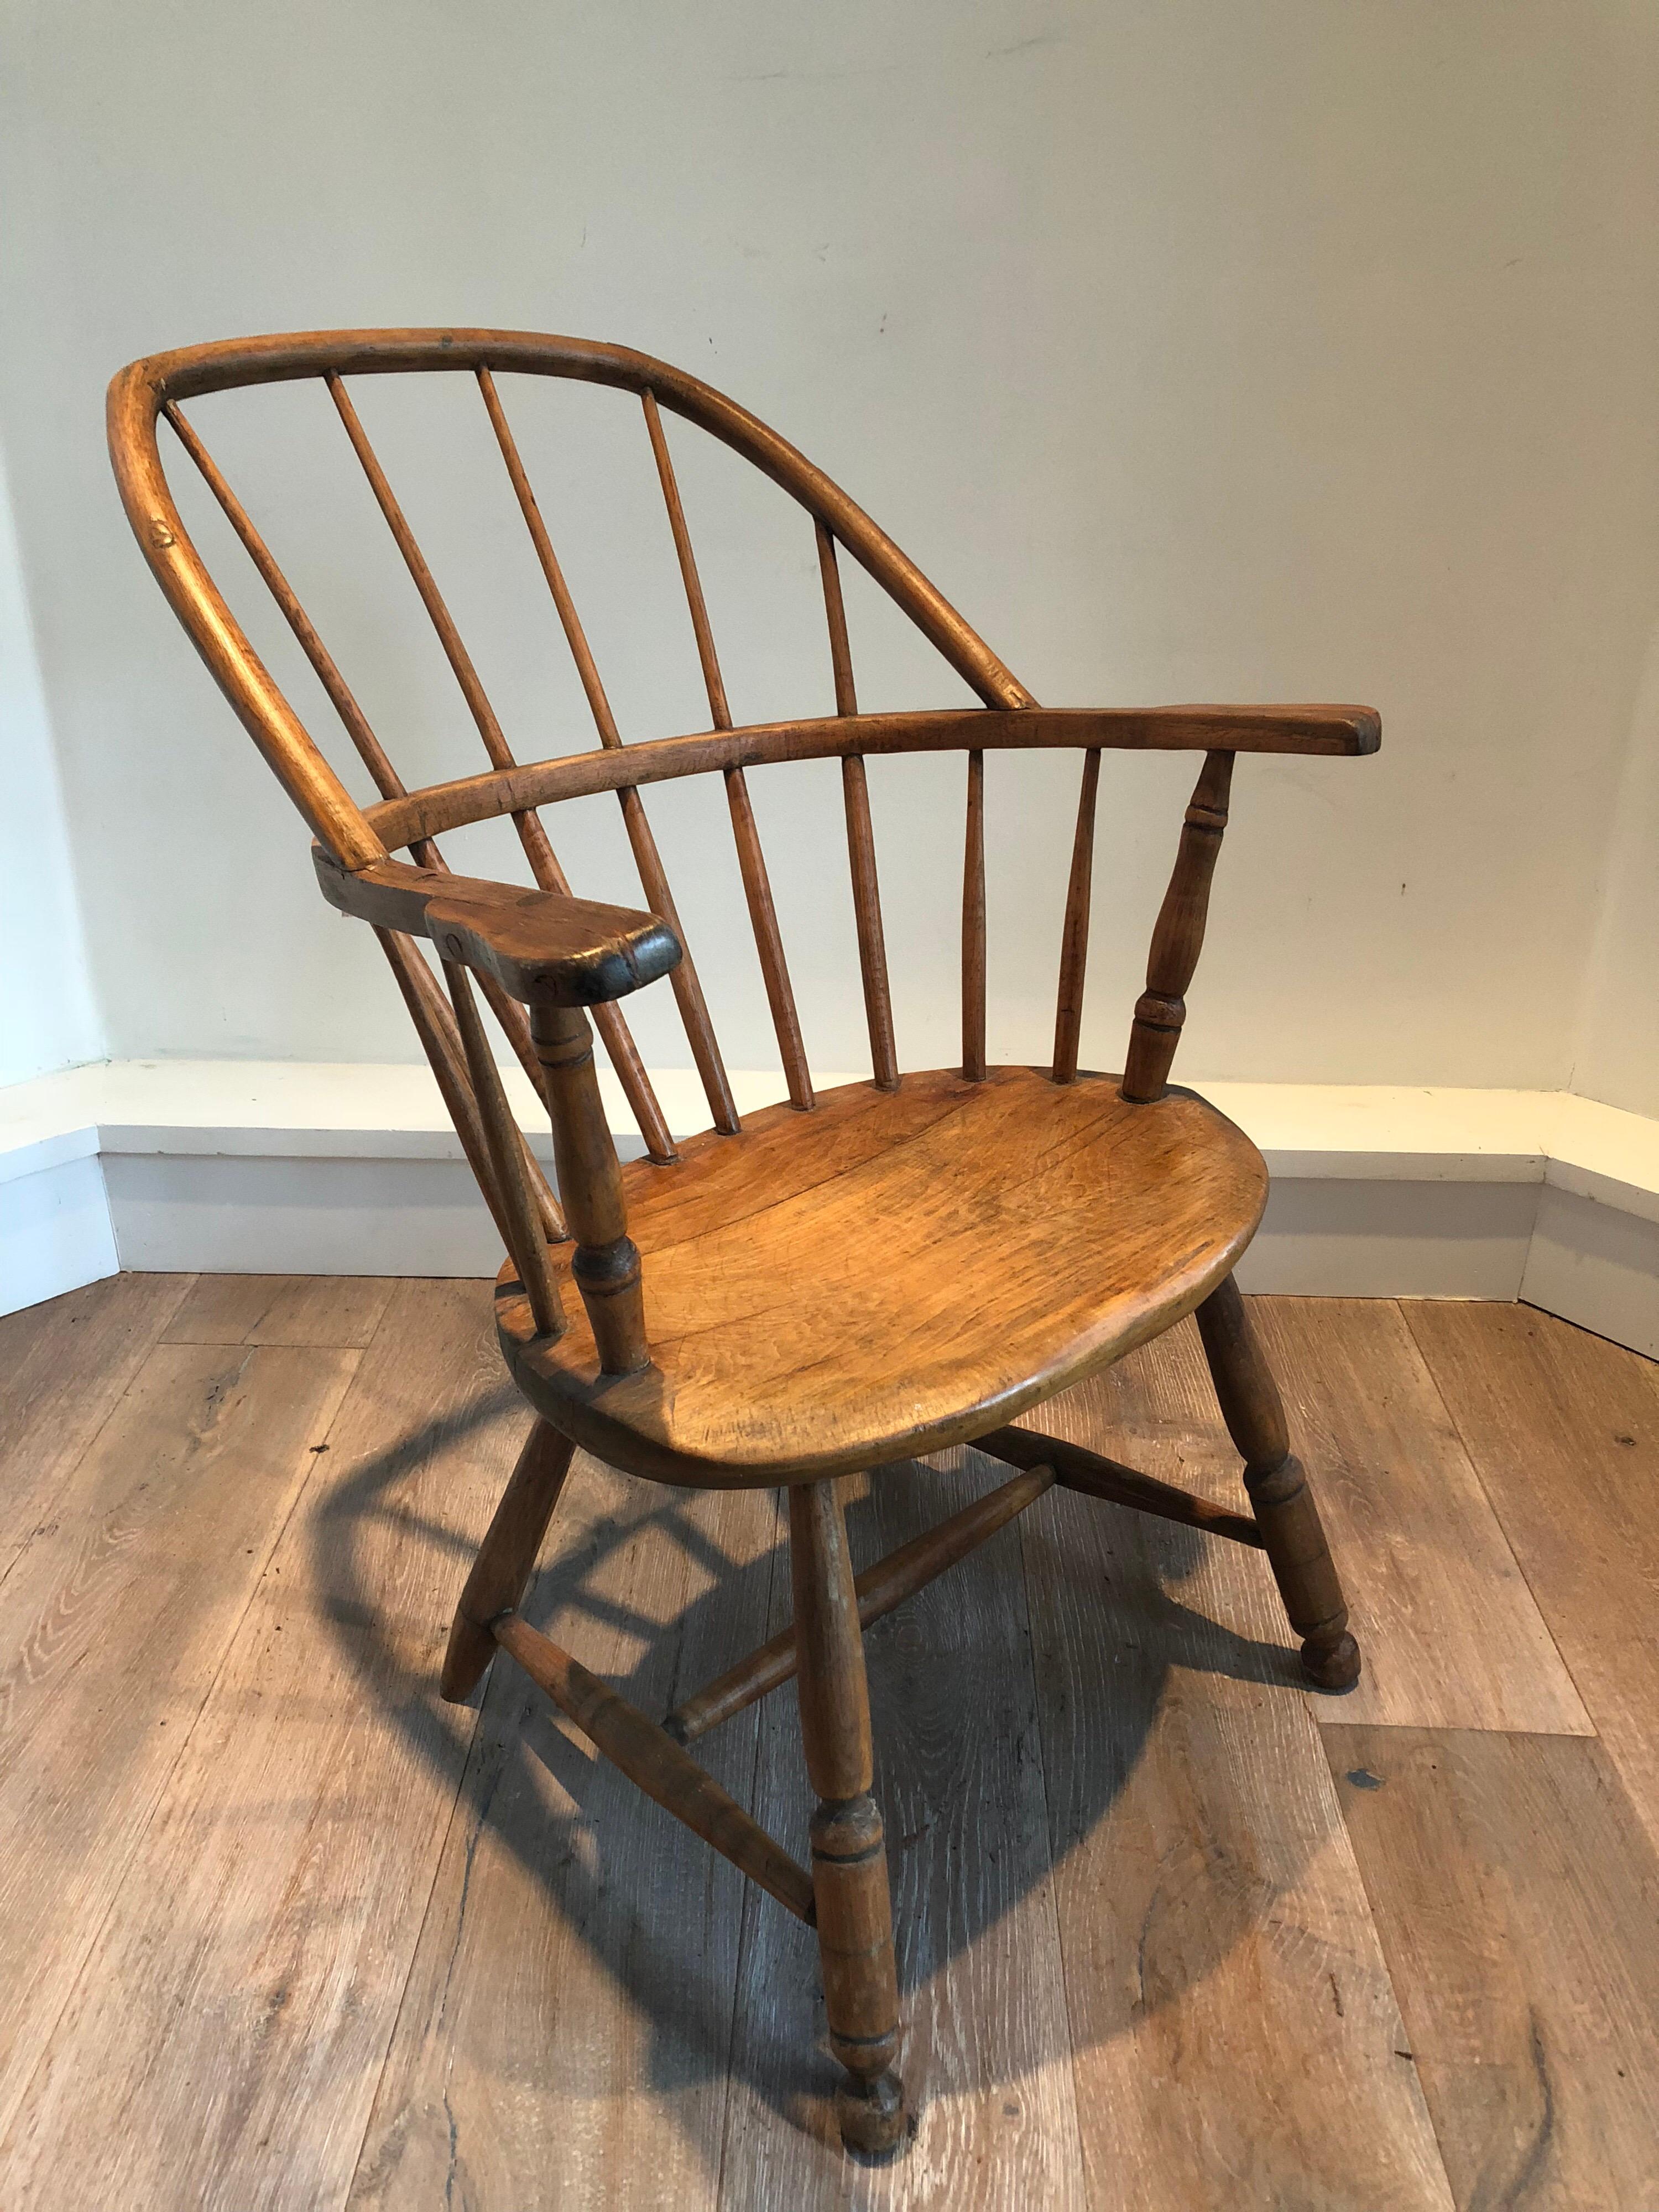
[3,1062,1657,1358]
[1520,1186,1659,1360]
[0,1150,119,1317]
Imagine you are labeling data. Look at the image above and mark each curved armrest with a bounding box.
[1078,703,1380,754]
[314,847,682,1006]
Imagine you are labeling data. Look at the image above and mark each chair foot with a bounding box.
[440,1612,500,1703]
[1301,1626,1362,1693]
[835,2066,909,2156]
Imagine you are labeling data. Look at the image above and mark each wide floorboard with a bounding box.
[1,1281,1655,2208]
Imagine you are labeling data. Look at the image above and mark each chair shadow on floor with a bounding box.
[311,1364,1320,2177]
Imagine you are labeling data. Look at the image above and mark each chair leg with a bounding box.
[1194,1275,1362,1693]
[788,1479,908,2157]
[441,1420,576,1702]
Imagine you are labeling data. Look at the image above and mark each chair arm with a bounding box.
[1079,704,1380,755]
[314,847,682,1006]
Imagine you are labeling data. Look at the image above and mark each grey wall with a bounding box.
[4,1,1657,1091]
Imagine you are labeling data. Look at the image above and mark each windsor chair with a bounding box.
[108,327,1377,2157]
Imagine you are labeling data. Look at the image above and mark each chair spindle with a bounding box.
[962,749,987,1080]
[326,373,678,1159]
[165,401,405,806]
[164,405,568,1117]
[1051,748,1102,1083]
[644,388,808,1114]
[474,367,622,744]
[479,367,735,1138]
[724,768,813,1108]
[377,928,563,1251]
[815,519,858,722]
[329,375,565,912]
[472,368,729,1139]
[328,372,526,784]
[532,1005,650,1375]
[444,960,567,1338]
[816,521,897,1090]
[642,388,732,732]
[1120,749,1235,1103]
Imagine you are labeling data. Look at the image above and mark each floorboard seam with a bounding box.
[1016,1500,1098,2212]
[1017,1501,1100,2212]
[309,1288,514,2208]
[1318,1730,1462,2209]
[0,1273,197,1605]
[1399,1301,1599,1739]
[0,1327,353,2159]
[337,1697,494,2209]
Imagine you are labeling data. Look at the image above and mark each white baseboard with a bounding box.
[1520,1185,1659,1360]
[102,1152,508,1278]
[4,1062,1657,1358]
[0,1149,119,1312]
[1237,1176,1540,1301]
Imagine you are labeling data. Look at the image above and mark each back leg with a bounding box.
[1194,1276,1361,1692]
[441,1418,576,1701]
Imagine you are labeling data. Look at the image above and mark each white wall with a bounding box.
[3,2,1657,1096]
[0,441,102,1085]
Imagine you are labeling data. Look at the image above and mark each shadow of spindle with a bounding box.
[310,1326,1320,2179]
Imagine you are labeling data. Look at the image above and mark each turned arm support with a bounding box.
[530,1001,651,1374]
[1121,750,1235,1102]
[316,847,672,1373]
[1121,721,1377,1103]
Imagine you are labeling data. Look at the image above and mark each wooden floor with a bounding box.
[1,1279,1656,2209]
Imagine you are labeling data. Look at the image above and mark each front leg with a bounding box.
[789,1478,908,2156]
[1194,1275,1361,1692]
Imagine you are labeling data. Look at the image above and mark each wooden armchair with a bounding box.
[108,328,1376,2157]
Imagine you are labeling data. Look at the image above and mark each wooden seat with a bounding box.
[498,1067,1266,1484]
[108,325,1377,2157]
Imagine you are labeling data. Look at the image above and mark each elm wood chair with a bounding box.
[108,327,1376,2156]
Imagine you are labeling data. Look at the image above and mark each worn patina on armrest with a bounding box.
[313,847,682,1005]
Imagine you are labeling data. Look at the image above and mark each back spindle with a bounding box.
[1051,749,1102,1083]
[962,750,987,1081]
[644,389,811,1112]
[379,929,521,1253]
[165,400,408,811]
[385,931,565,1246]
[1120,749,1235,1103]
[163,401,575,1157]
[442,957,567,1339]
[817,521,897,1090]
[324,372,680,1161]
[479,366,722,1146]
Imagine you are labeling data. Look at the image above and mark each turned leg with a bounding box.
[1194,1276,1361,1692]
[788,1479,907,2156]
[441,1420,576,1702]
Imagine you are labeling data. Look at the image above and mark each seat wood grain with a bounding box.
[496,1066,1266,1485]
